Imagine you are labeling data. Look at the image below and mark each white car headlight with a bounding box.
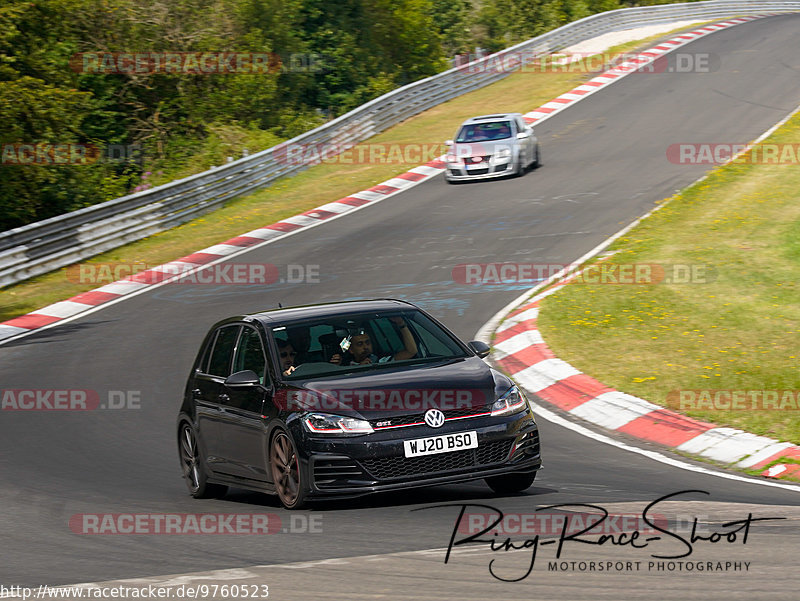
[491,386,528,416]
[494,148,512,159]
[303,412,374,435]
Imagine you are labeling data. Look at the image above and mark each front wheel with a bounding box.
[270,429,308,509]
[532,146,541,168]
[178,422,228,499]
[485,471,536,494]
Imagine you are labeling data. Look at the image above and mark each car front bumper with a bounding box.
[293,410,541,499]
[445,160,514,181]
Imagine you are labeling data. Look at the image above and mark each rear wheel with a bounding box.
[485,471,536,494]
[178,422,228,499]
[270,429,307,509]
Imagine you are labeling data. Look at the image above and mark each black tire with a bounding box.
[485,471,537,494]
[270,429,307,509]
[178,422,228,499]
[532,145,541,168]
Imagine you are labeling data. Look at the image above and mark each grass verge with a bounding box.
[536,109,800,445]
[0,25,706,321]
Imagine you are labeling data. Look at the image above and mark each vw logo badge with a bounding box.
[424,409,445,428]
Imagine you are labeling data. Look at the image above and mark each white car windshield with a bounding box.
[456,121,513,142]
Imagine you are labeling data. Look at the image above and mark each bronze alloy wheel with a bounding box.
[270,430,306,509]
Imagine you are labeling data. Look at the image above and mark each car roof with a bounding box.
[460,113,522,126]
[223,299,419,328]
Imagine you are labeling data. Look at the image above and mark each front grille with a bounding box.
[465,168,489,175]
[371,406,490,430]
[359,438,514,481]
[313,457,370,488]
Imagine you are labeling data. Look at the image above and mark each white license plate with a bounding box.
[403,431,478,458]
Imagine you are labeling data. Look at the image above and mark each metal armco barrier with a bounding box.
[2,1,798,287]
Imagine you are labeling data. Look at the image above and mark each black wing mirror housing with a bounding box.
[468,340,491,359]
[225,370,260,387]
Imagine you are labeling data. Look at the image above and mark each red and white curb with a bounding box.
[520,17,763,126]
[0,15,776,346]
[489,267,800,484]
[0,161,447,344]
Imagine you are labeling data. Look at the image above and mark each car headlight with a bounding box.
[446,154,462,163]
[494,148,512,159]
[491,386,528,416]
[303,413,374,435]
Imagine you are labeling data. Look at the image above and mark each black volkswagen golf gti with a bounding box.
[177,299,541,508]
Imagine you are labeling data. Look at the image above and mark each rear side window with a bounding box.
[207,326,241,377]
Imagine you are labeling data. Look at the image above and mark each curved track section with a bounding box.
[2,15,800,592]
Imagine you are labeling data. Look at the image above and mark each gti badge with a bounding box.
[424,409,445,428]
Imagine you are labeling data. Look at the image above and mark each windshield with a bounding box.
[455,121,513,143]
[271,309,470,380]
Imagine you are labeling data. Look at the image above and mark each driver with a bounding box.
[330,317,417,366]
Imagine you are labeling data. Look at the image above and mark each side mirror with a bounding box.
[516,132,530,140]
[468,340,491,359]
[445,139,454,146]
[225,370,260,387]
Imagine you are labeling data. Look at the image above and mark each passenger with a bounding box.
[276,339,298,376]
[330,317,417,366]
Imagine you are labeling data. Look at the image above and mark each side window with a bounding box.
[233,327,268,385]
[207,326,240,377]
